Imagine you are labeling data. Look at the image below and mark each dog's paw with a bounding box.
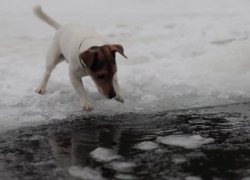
[115,94,124,103]
[82,103,93,112]
[36,87,46,94]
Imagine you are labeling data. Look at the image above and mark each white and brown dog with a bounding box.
[33,5,126,111]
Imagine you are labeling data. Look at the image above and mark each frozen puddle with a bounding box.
[157,135,214,149]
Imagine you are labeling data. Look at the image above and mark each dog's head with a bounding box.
[79,44,127,99]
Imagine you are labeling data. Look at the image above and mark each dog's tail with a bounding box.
[33,5,62,30]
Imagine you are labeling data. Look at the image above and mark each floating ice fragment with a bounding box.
[109,162,136,173]
[115,173,137,180]
[90,147,122,162]
[156,135,214,149]
[68,166,104,180]
[242,177,250,180]
[185,176,202,180]
[172,157,187,164]
[133,141,159,150]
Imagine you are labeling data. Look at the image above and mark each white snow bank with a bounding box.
[1,0,250,131]
[156,135,214,149]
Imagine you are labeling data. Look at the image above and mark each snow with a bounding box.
[90,147,122,162]
[156,135,214,149]
[1,0,250,131]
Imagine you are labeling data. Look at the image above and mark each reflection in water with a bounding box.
[49,127,125,179]
[49,129,99,167]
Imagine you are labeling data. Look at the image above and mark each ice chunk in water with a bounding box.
[108,162,136,173]
[133,141,159,150]
[156,135,214,149]
[90,147,122,162]
[115,174,137,180]
[185,176,202,180]
[68,166,104,180]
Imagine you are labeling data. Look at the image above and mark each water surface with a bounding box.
[1,103,250,180]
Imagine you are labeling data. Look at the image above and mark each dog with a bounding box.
[33,5,127,112]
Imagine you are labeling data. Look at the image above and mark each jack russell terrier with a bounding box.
[33,5,127,112]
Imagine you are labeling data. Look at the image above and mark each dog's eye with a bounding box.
[98,74,105,79]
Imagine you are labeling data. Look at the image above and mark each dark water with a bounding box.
[1,103,250,180]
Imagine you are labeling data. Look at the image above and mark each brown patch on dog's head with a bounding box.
[79,44,127,99]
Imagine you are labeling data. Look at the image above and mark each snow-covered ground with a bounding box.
[1,0,250,132]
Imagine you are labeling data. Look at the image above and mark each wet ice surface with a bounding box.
[2,103,250,180]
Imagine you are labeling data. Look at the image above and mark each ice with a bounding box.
[185,176,202,180]
[115,174,137,180]
[90,147,121,162]
[1,0,250,131]
[108,162,136,173]
[156,135,214,149]
[133,141,159,151]
[68,166,104,180]
[30,160,54,166]
[172,156,187,164]
[242,177,250,180]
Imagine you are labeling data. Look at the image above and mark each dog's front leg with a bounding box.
[69,74,93,111]
[113,73,124,103]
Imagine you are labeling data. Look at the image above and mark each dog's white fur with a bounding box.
[33,5,124,111]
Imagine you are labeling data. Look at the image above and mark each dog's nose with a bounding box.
[108,93,116,99]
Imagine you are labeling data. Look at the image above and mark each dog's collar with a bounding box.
[79,39,94,74]
[79,37,102,74]
[79,58,87,73]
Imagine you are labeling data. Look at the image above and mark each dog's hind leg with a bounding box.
[36,40,63,94]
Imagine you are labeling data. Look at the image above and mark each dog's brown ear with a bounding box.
[107,44,127,59]
[79,49,98,68]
